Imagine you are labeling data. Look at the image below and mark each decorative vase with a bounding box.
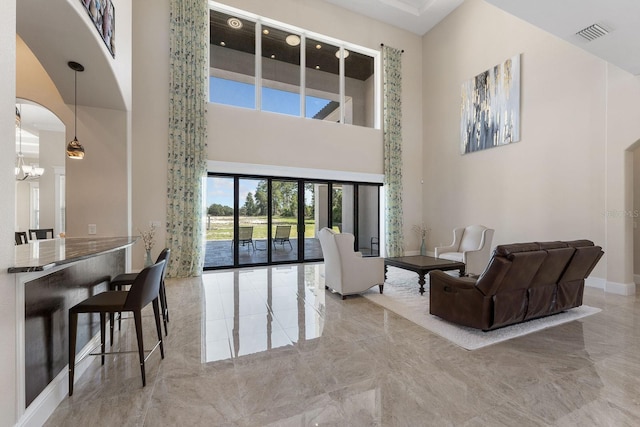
[145,249,153,267]
[420,238,426,256]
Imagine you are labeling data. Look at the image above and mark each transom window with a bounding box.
[209,3,379,128]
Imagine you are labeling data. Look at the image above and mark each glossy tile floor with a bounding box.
[46,263,640,426]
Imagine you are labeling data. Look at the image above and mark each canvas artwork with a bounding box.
[81,0,115,57]
[460,54,520,154]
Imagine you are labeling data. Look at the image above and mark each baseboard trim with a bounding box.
[17,334,101,427]
[585,276,606,290]
[586,277,635,295]
[605,280,636,296]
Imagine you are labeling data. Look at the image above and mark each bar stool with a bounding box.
[109,248,170,340]
[68,260,166,396]
[15,231,28,245]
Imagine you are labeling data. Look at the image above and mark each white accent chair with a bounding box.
[435,225,495,276]
[318,227,385,299]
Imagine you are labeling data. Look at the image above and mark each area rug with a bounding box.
[362,267,601,350]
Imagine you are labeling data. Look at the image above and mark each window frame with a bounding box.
[209,1,381,129]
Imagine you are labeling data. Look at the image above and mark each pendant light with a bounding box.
[66,61,85,159]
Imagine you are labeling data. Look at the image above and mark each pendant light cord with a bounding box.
[74,69,77,139]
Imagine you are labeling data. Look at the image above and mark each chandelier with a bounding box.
[15,104,44,181]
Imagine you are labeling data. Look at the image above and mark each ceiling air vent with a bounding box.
[576,23,609,42]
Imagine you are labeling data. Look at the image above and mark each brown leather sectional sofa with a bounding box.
[429,240,603,331]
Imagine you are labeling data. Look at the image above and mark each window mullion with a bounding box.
[300,34,306,119]
[339,47,345,124]
[255,21,262,111]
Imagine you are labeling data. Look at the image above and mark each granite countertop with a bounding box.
[10,236,139,273]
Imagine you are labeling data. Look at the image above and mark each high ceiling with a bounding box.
[322,0,464,35]
[323,0,640,76]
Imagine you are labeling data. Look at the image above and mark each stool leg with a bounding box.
[117,285,123,331]
[152,298,165,359]
[68,310,78,396]
[133,310,146,387]
[100,313,106,365]
[159,281,168,335]
[109,312,115,347]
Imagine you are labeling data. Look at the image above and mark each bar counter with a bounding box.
[11,236,138,424]
[10,236,138,273]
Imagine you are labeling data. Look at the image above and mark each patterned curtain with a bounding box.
[167,0,208,277]
[383,46,404,257]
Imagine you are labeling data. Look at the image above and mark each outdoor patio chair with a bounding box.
[273,225,292,250]
[233,226,255,251]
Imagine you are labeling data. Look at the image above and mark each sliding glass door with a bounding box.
[303,182,327,261]
[272,179,298,263]
[205,176,235,268]
[204,174,380,270]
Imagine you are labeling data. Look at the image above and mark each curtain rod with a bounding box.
[380,43,404,53]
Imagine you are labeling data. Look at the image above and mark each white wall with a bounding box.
[132,0,170,266]
[38,129,65,233]
[605,65,640,290]
[634,147,640,278]
[65,105,128,237]
[0,1,17,424]
[422,0,640,291]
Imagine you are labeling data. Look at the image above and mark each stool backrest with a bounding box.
[124,260,165,310]
[15,231,28,245]
[156,248,171,280]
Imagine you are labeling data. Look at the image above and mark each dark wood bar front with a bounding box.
[10,237,137,422]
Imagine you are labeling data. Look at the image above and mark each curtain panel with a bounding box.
[167,0,208,277]
[382,46,404,257]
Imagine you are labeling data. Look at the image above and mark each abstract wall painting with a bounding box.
[80,0,115,57]
[460,54,520,154]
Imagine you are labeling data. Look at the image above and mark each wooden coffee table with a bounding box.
[384,255,466,295]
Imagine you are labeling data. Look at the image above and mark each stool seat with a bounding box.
[72,291,128,312]
[110,273,138,287]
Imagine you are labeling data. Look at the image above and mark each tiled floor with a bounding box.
[46,263,640,426]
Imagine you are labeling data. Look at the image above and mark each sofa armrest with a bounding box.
[429,270,492,330]
[429,270,477,290]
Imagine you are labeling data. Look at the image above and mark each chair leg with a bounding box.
[100,313,106,365]
[379,284,384,294]
[152,298,165,359]
[68,311,78,396]
[133,310,146,387]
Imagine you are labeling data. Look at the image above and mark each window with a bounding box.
[209,5,379,128]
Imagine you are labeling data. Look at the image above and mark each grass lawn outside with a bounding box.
[206,216,316,240]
